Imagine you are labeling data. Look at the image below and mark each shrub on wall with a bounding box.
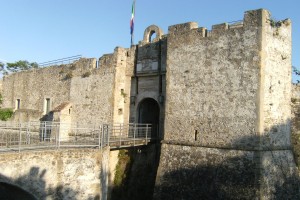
[82,71,91,78]
[0,108,13,121]
[0,93,3,105]
[64,72,73,80]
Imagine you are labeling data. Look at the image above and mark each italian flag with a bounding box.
[130,0,135,35]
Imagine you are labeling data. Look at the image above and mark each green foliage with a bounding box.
[0,93,3,105]
[82,71,91,78]
[64,72,73,80]
[121,90,127,98]
[0,108,13,121]
[269,18,290,28]
[0,62,4,71]
[69,64,76,70]
[114,150,131,187]
[6,60,38,72]
[0,60,39,75]
[293,66,300,83]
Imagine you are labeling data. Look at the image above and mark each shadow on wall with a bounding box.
[0,167,78,200]
[154,123,300,200]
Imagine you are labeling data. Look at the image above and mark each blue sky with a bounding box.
[1,0,299,80]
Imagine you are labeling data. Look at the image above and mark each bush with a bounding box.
[82,71,91,78]
[0,108,13,121]
[64,72,73,80]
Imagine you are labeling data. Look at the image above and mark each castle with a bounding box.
[1,9,299,199]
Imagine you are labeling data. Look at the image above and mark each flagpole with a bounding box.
[130,0,136,46]
[133,0,136,45]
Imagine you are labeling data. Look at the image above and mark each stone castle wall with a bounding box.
[262,14,292,148]
[155,9,297,199]
[164,11,260,148]
[2,64,72,113]
[2,55,121,125]
[0,8,297,199]
[0,148,110,200]
[70,57,115,125]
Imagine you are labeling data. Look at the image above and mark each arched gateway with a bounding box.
[0,182,37,200]
[138,98,160,138]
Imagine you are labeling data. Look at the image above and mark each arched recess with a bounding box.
[142,25,164,44]
[0,182,37,200]
[138,98,160,138]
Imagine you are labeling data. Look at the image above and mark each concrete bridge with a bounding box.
[0,122,155,200]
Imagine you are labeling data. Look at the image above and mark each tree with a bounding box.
[0,60,39,75]
[6,60,38,72]
[293,66,300,83]
[0,62,4,72]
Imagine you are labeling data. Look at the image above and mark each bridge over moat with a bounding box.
[0,121,155,152]
[0,121,156,200]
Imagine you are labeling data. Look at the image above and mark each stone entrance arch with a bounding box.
[138,98,160,138]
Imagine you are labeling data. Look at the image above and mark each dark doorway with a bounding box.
[138,98,160,138]
[0,182,37,200]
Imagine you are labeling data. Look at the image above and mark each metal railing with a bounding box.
[0,121,153,152]
[38,55,82,67]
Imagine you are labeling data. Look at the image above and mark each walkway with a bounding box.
[0,121,154,152]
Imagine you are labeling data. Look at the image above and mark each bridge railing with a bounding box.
[0,121,153,152]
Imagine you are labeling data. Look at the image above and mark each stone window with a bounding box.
[194,130,198,141]
[15,99,21,110]
[44,98,51,114]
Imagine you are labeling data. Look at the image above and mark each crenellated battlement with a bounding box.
[139,9,290,46]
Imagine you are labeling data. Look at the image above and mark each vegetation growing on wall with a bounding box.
[69,64,76,70]
[82,71,91,78]
[0,93,3,105]
[111,145,159,200]
[293,66,300,83]
[111,149,132,200]
[0,93,13,121]
[64,72,73,80]
[0,108,13,121]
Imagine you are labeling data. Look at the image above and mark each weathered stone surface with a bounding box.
[155,9,298,199]
[0,8,298,199]
[0,148,109,200]
[154,144,257,200]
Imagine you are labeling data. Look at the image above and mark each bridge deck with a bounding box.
[0,122,154,153]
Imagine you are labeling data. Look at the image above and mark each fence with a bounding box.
[0,121,152,152]
[38,55,82,67]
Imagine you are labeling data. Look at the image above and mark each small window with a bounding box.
[16,99,21,110]
[95,60,99,69]
[45,98,51,113]
[194,130,198,141]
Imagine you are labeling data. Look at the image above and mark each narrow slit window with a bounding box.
[194,130,198,141]
[16,99,21,110]
[45,98,51,113]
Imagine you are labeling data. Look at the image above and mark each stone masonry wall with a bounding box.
[164,11,260,148]
[156,9,298,199]
[154,144,257,200]
[112,47,131,125]
[2,58,96,120]
[262,14,292,148]
[2,57,117,125]
[292,85,300,165]
[0,148,109,200]
[70,66,115,125]
[2,65,71,114]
